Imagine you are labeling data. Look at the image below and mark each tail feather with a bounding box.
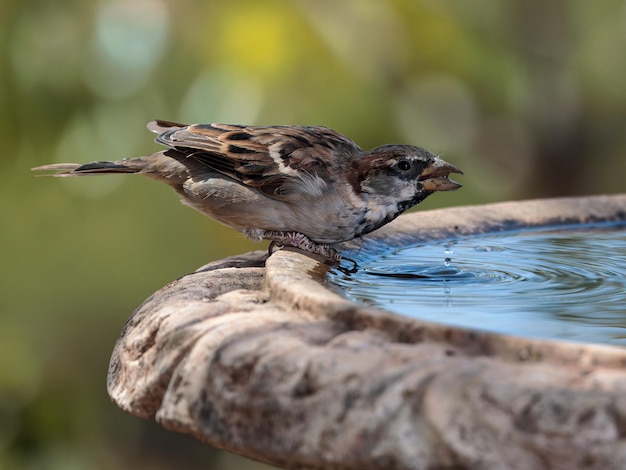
[32,161,142,177]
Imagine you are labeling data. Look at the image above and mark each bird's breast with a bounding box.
[178,176,369,244]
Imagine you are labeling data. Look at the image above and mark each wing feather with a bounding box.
[148,120,362,200]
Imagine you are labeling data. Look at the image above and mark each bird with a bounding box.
[32,120,462,262]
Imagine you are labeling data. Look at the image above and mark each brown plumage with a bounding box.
[33,120,462,261]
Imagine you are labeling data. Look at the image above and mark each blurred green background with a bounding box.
[2,0,625,468]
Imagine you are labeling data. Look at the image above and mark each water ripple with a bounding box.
[330,223,626,346]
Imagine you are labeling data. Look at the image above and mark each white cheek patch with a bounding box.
[363,179,418,223]
[364,202,398,225]
[396,182,418,201]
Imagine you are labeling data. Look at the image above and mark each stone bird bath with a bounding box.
[107,194,626,470]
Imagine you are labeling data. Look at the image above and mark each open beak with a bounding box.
[419,159,463,191]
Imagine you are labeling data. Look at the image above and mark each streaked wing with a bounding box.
[147,120,362,199]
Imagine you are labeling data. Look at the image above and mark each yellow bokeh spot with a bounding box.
[216,4,296,77]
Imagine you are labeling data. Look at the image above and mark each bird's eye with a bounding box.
[396,159,412,172]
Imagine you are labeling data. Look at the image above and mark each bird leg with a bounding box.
[255,230,340,263]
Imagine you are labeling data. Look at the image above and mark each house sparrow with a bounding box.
[33,120,462,261]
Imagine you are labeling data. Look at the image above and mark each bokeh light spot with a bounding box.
[82,0,169,100]
[215,4,295,77]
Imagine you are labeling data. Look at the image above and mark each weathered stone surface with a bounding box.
[108,195,626,470]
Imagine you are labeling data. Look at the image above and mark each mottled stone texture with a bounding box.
[108,195,626,470]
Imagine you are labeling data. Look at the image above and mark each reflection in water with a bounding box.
[330,223,626,347]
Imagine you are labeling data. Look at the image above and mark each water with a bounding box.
[330,223,626,347]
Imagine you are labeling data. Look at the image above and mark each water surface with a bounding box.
[330,223,626,346]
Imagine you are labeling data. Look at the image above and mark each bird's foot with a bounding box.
[251,230,340,263]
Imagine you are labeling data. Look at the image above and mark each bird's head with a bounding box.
[350,145,463,230]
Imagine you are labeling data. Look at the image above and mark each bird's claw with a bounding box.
[264,231,340,263]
